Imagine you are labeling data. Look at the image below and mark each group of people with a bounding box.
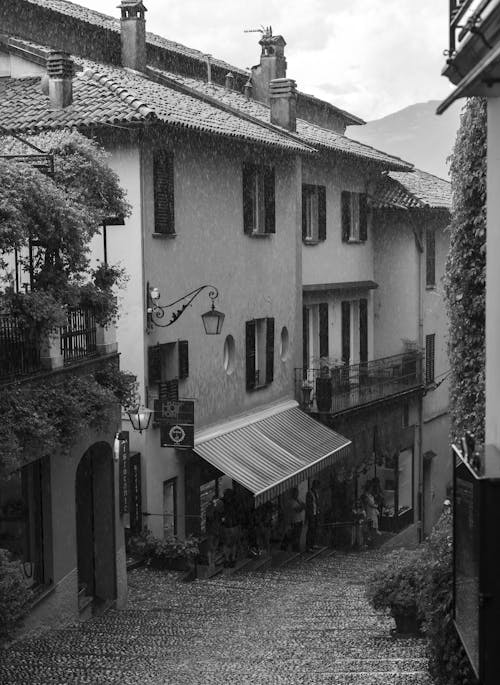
[352,478,384,548]
[204,488,273,568]
[204,480,323,568]
[280,481,321,553]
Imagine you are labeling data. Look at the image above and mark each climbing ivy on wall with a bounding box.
[444,97,487,443]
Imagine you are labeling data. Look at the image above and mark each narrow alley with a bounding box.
[0,551,432,685]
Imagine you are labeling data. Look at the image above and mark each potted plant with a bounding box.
[366,548,426,635]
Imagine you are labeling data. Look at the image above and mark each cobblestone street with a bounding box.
[0,550,433,685]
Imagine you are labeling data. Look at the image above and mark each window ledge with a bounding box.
[247,232,272,238]
[302,238,321,246]
[425,284,436,290]
[152,232,177,239]
[247,382,271,392]
[347,238,366,244]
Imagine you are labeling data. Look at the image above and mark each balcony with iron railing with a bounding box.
[444,0,500,88]
[0,307,116,383]
[296,350,423,416]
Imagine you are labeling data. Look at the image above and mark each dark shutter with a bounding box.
[246,320,256,390]
[359,298,368,364]
[264,166,275,234]
[359,193,368,241]
[178,340,189,379]
[302,306,309,378]
[301,185,308,240]
[154,151,174,234]
[265,317,275,384]
[425,334,435,384]
[318,185,327,241]
[341,301,351,365]
[159,379,179,402]
[148,345,161,385]
[319,302,329,358]
[426,228,436,286]
[341,191,351,242]
[242,164,254,234]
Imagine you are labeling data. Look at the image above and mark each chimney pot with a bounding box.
[250,32,287,104]
[225,72,234,91]
[269,77,297,132]
[244,78,253,100]
[119,0,147,71]
[47,51,73,108]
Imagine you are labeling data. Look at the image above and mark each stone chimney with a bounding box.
[119,0,147,71]
[225,72,234,91]
[250,28,287,104]
[269,78,297,132]
[47,51,73,109]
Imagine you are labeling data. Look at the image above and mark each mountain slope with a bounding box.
[347,100,462,178]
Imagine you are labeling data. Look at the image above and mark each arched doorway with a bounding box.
[75,443,116,610]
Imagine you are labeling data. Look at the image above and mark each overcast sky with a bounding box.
[77,0,454,121]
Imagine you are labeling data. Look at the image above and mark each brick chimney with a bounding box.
[250,28,287,104]
[47,51,73,109]
[119,0,147,71]
[269,78,297,132]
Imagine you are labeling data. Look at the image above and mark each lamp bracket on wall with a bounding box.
[146,281,224,334]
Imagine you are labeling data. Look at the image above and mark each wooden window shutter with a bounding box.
[148,345,161,385]
[426,228,436,286]
[425,333,435,384]
[341,301,351,365]
[264,166,276,234]
[318,186,327,241]
[159,379,179,402]
[242,164,254,234]
[302,306,309,376]
[301,185,308,240]
[359,193,368,241]
[265,317,275,384]
[359,298,368,364]
[178,340,189,379]
[341,191,351,242]
[319,303,329,358]
[154,151,174,234]
[245,320,256,390]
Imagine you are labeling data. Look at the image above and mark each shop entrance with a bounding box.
[75,443,116,606]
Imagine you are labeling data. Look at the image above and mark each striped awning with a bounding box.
[194,401,351,506]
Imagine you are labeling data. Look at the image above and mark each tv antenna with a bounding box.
[244,25,272,38]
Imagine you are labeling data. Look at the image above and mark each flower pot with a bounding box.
[393,608,421,635]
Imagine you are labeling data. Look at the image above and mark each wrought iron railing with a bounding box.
[296,350,423,415]
[60,307,97,365]
[448,0,494,55]
[0,315,42,380]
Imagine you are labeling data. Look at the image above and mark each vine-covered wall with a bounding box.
[444,97,486,442]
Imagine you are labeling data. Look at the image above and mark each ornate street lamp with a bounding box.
[146,282,224,334]
[125,405,154,433]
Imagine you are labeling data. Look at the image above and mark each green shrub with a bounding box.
[417,513,476,685]
[128,529,200,564]
[0,548,31,643]
[366,547,428,620]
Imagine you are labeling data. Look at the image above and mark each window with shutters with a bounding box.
[148,341,189,410]
[153,151,175,235]
[246,317,275,390]
[426,228,436,287]
[341,191,368,242]
[425,333,435,385]
[302,184,326,243]
[243,164,275,235]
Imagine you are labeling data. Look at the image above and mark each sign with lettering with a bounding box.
[117,431,130,515]
[155,399,195,448]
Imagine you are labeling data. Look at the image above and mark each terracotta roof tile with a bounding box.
[373,169,451,210]
[146,68,412,171]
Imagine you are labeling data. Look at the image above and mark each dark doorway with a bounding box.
[75,443,116,604]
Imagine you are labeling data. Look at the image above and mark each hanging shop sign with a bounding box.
[452,439,500,684]
[129,452,142,534]
[117,431,130,515]
[155,399,195,448]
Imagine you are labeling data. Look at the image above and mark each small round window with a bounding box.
[223,335,235,375]
[280,326,289,361]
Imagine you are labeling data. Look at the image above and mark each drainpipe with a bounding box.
[410,211,425,541]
